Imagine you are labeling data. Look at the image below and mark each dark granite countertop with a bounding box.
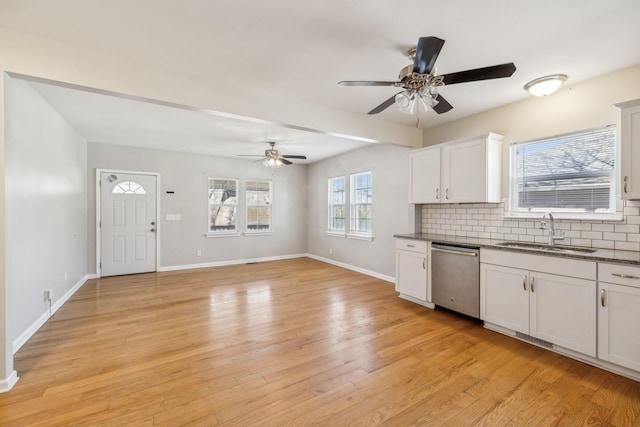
[394,233,640,266]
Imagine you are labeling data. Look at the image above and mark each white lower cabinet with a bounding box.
[598,263,640,372]
[395,239,428,303]
[480,249,596,357]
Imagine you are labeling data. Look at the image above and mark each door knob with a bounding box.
[150,228,156,232]
[151,221,156,225]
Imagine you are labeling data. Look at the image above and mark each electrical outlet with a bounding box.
[196,249,202,257]
[329,248,333,255]
[44,289,53,301]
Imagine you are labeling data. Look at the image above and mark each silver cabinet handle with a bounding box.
[435,188,439,200]
[601,289,606,307]
[624,176,628,194]
[406,244,415,248]
[423,258,426,269]
[612,273,640,280]
[530,276,535,292]
[523,276,527,291]
[445,188,449,200]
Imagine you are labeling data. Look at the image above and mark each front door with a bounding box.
[100,172,157,276]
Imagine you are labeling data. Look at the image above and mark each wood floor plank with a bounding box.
[0,257,638,426]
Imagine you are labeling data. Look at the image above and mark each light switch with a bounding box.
[166,214,176,221]
[175,214,181,221]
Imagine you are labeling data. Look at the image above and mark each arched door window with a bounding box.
[111,181,146,195]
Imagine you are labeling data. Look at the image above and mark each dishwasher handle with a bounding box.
[431,246,478,257]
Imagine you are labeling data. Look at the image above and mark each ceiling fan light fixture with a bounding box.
[396,90,416,114]
[524,74,567,96]
[418,87,439,111]
[263,157,283,169]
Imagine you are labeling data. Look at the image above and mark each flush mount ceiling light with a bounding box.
[524,74,567,96]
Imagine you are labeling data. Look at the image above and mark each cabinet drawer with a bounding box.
[599,263,640,288]
[395,238,427,253]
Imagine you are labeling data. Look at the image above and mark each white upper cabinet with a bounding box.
[409,146,440,203]
[617,99,640,199]
[409,133,503,204]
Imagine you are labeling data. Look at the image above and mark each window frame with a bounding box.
[207,177,239,236]
[245,178,273,234]
[327,176,347,235]
[508,125,619,220]
[349,171,373,238]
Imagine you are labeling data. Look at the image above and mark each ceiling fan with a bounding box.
[238,141,307,168]
[338,36,516,116]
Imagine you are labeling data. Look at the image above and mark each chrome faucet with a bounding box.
[539,212,565,246]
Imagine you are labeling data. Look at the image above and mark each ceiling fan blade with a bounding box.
[413,36,445,75]
[282,155,307,159]
[432,94,453,114]
[368,92,402,115]
[338,81,399,87]
[238,154,263,157]
[441,62,516,85]
[280,158,292,165]
[253,157,267,163]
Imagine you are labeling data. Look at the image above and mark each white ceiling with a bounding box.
[2,0,640,161]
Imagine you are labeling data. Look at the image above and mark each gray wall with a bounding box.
[5,77,88,343]
[306,143,415,278]
[87,143,307,270]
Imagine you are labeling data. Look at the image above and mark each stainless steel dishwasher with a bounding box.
[431,243,480,318]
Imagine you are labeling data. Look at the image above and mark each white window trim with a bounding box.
[245,178,273,234]
[507,126,618,220]
[327,176,347,234]
[208,177,239,235]
[350,171,373,238]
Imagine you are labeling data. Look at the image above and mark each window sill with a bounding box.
[326,231,346,238]
[245,230,275,236]
[206,232,241,238]
[505,212,624,222]
[347,233,374,242]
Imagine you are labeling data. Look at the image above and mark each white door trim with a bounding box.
[96,168,161,278]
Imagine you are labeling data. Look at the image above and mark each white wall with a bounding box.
[419,64,640,250]
[87,143,307,270]
[306,143,415,279]
[4,77,88,348]
[423,64,640,195]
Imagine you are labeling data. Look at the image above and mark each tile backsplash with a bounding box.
[421,201,640,252]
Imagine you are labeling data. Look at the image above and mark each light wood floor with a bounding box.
[1,258,639,426]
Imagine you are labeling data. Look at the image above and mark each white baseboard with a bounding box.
[305,253,395,283]
[13,274,96,354]
[157,253,307,272]
[0,370,18,393]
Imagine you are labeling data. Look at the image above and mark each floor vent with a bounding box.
[515,332,554,349]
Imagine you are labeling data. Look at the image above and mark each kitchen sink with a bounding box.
[495,241,597,254]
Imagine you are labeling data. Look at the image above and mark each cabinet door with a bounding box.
[480,263,529,334]
[396,250,427,301]
[441,139,487,203]
[598,282,640,371]
[530,272,596,357]
[409,147,440,203]
[620,103,640,199]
